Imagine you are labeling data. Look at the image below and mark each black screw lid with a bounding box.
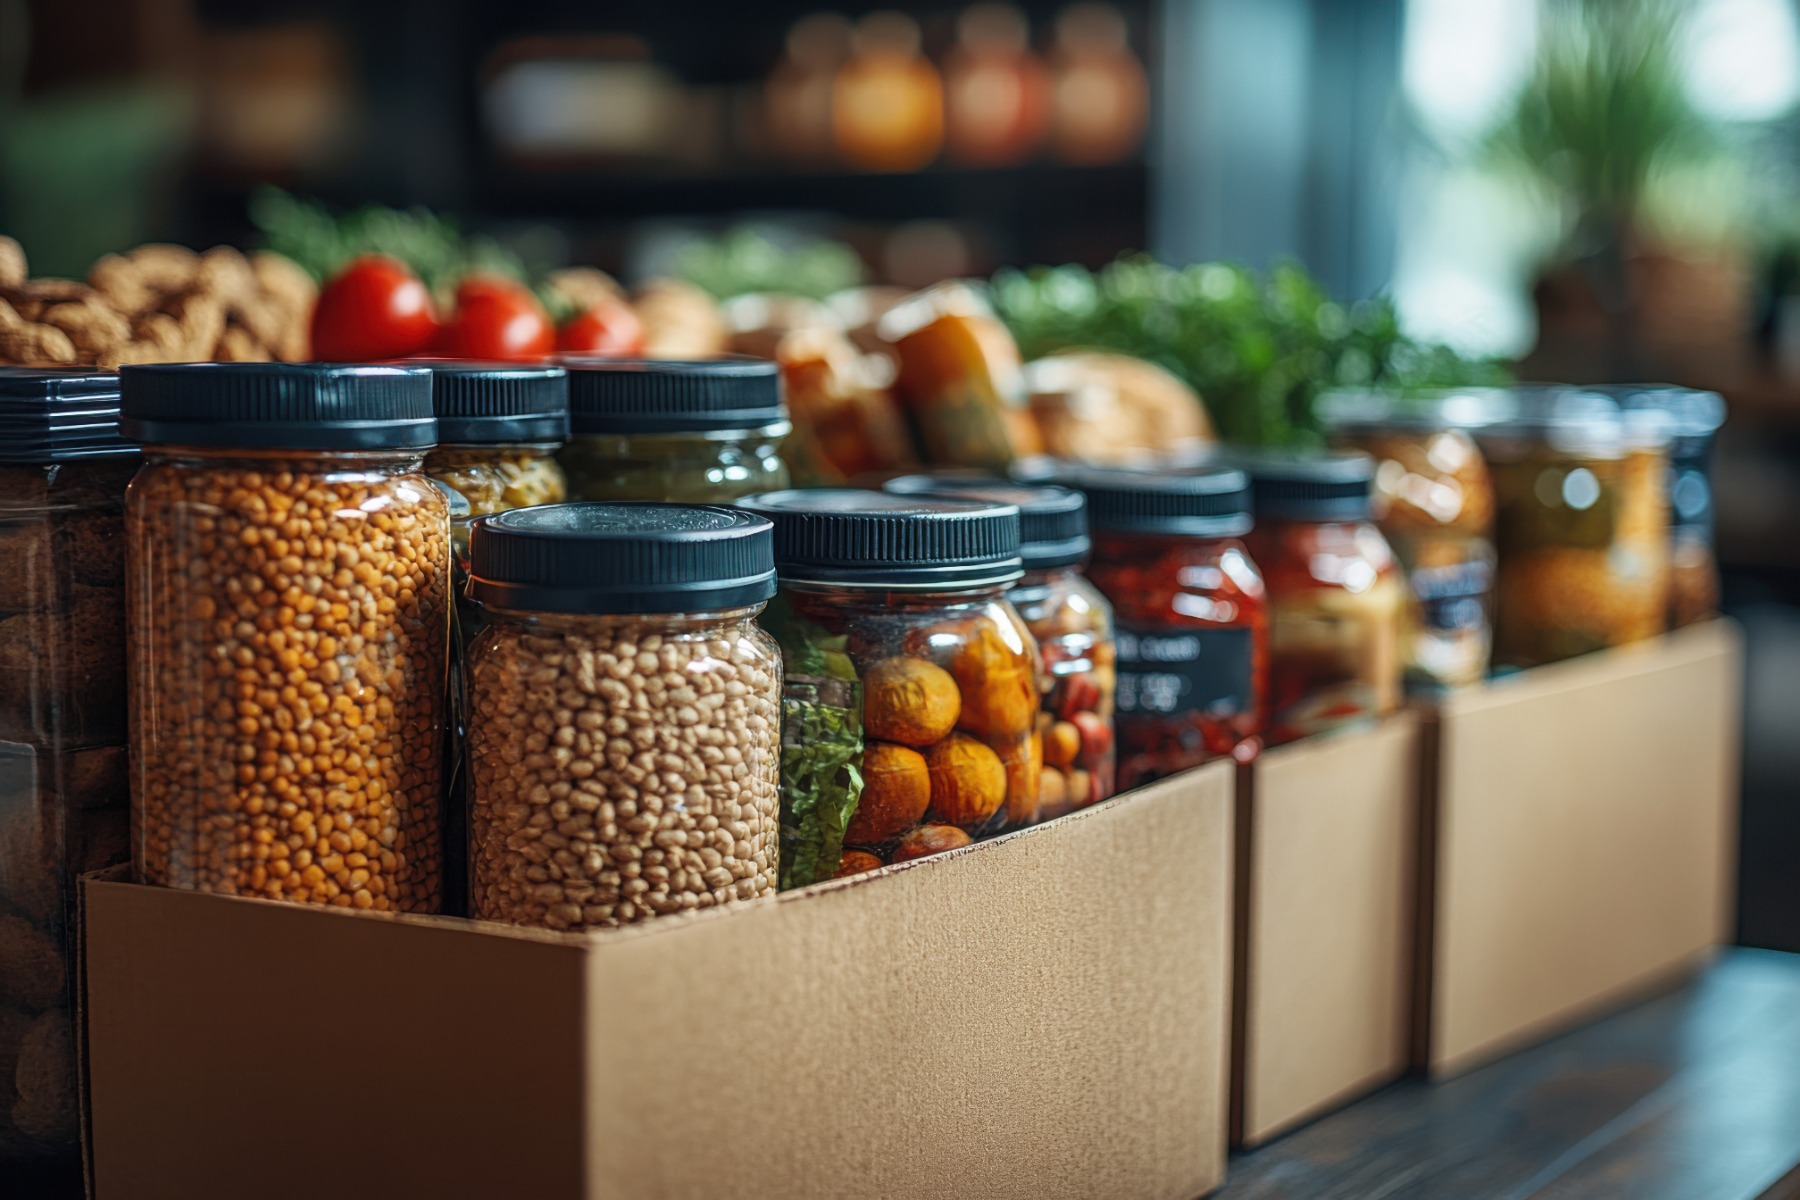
[737,488,1023,590]
[563,357,786,435]
[467,502,776,615]
[0,367,136,462]
[1237,450,1375,522]
[882,474,1088,569]
[1015,460,1253,538]
[120,363,435,450]
[412,360,569,445]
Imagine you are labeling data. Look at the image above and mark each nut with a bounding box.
[127,459,450,910]
[923,733,1006,829]
[861,656,960,746]
[844,741,929,846]
[891,823,971,863]
[467,618,782,930]
[0,237,24,289]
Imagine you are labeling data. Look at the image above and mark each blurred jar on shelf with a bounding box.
[944,3,1051,166]
[1597,385,1725,629]
[1048,3,1148,165]
[1476,394,1672,668]
[832,10,944,172]
[1319,388,1500,690]
[766,12,855,164]
[1241,452,1405,745]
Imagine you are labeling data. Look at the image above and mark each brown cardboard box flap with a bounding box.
[1235,716,1418,1146]
[1422,622,1742,1077]
[84,762,1235,1200]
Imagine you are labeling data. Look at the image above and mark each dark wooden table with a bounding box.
[1218,948,1800,1200]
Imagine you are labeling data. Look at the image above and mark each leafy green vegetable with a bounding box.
[760,594,865,889]
[989,257,1508,448]
[249,186,525,295]
[675,227,864,302]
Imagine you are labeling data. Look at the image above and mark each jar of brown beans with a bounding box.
[463,502,781,931]
[120,363,451,912]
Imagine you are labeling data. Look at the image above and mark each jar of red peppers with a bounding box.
[1241,452,1404,745]
[884,475,1113,818]
[1073,465,1267,789]
[739,489,1041,887]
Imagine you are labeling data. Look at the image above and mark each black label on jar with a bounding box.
[1410,557,1492,634]
[1114,624,1252,716]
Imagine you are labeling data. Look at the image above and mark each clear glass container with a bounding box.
[1477,406,1672,667]
[743,489,1039,887]
[120,363,450,913]
[559,358,791,503]
[1073,466,1267,788]
[0,367,136,1167]
[1242,452,1405,745]
[1321,388,1500,689]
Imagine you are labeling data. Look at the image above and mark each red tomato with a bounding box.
[309,255,438,361]
[555,300,644,357]
[434,282,554,362]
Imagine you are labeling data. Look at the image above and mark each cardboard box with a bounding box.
[82,762,1236,1200]
[1230,715,1420,1146]
[1414,621,1742,1078]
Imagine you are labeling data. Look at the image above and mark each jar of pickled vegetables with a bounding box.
[884,474,1113,818]
[558,358,791,503]
[1601,385,1724,629]
[417,360,569,569]
[1320,388,1499,689]
[120,363,451,911]
[1076,465,1267,787]
[740,489,1040,887]
[1476,404,1671,667]
[1241,452,1404,745]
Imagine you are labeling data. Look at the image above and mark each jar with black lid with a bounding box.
[121,363,451,912]
[739,488,1040,886]
[884,474,1114,817]
[464,502,782,929]
[1240,451,1404,744]
[0,367,138,1166]
[558,357,791,503]
[1064,464,1268,788]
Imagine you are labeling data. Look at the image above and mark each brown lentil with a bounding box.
[467,613,781,930]
[127,452,450,910]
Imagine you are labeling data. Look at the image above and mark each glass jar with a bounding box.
[884,474,1114,817]
[1075,465,1267,788]
[741,489,1040,887]
[120,363,451,912]
[558,358,790,503]
[1477,403,1671,667]
[0,367,137,1168]
[415,360,570,569]
[1320,388,1500,689]
[464,503,781,929]
[1601,385,1725,629]
[1242,452,1405,745]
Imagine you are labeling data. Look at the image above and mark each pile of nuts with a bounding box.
[466,620,781,930]
[0,236,315,368]
[126,459,450,910]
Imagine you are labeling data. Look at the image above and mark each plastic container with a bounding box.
[121,363,451,912]
[1320,388,1499,689]
[0,367,137,1166]
[1241,452,1405,745]
[417,360,569,569]
[1600,385,1725,629]
[740,488,1039,887]
[1476,403,1671,667]
[464,502,781,930]
[557,358,790,503]
[1074,465,1267,788]
[884,474,1114,817]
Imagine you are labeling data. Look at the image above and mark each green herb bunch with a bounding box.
[249,186,526,293]
[676,227,865,302]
